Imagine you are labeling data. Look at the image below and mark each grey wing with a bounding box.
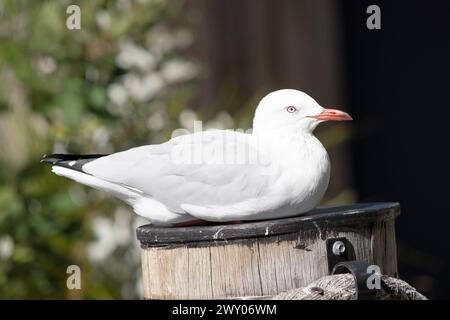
[82,130,274,214]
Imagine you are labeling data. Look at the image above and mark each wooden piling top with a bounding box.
[137,202,401,299]
[136,202,400,247]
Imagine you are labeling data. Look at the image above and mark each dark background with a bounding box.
[342,0,450,299]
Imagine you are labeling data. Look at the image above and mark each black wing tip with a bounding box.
[40,153,108,165]
[41,154,62,165]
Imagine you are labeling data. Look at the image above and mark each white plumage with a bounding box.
[46,89,352,226]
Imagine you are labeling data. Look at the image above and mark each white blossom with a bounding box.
[36,56,57,75]
[178,109,197,130]
[116,41,155,72]
[161,60,197,83]
[0,235,14,260]
[96,10,112,30]
[204,111,234,130]
[107,83,129,105]
[123,73,163,102]
[147,111,166,131]
[87,208,132,263]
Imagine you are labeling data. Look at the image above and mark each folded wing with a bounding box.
[82,130,275,214]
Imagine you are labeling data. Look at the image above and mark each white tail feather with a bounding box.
[51,166,193,225]
[51,166,141,203]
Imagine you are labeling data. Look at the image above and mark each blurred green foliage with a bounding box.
[0,0,198,299]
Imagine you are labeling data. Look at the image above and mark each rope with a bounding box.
[271,274,427,300]
[380,275,427,300]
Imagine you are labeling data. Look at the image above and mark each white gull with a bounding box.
[43,89,352,226]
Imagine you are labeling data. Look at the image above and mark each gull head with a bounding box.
[252,89,352,135]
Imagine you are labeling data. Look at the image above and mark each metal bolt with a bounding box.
[332,240,346,256]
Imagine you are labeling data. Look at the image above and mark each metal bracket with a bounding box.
[326,237,378,300]
[332,261,379,300]
[326,237,350,273]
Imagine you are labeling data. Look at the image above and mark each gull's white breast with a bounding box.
[258,134,331,219]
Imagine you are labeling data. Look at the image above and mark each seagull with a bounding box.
[42,89,352,226]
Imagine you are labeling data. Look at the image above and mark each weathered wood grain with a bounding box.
[137,202,400,299]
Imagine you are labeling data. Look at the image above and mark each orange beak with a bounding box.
[308,108,353,121]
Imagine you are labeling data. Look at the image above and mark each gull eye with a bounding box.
[286,106,297,113]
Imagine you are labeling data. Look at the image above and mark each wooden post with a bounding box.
[136,202,400,299]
